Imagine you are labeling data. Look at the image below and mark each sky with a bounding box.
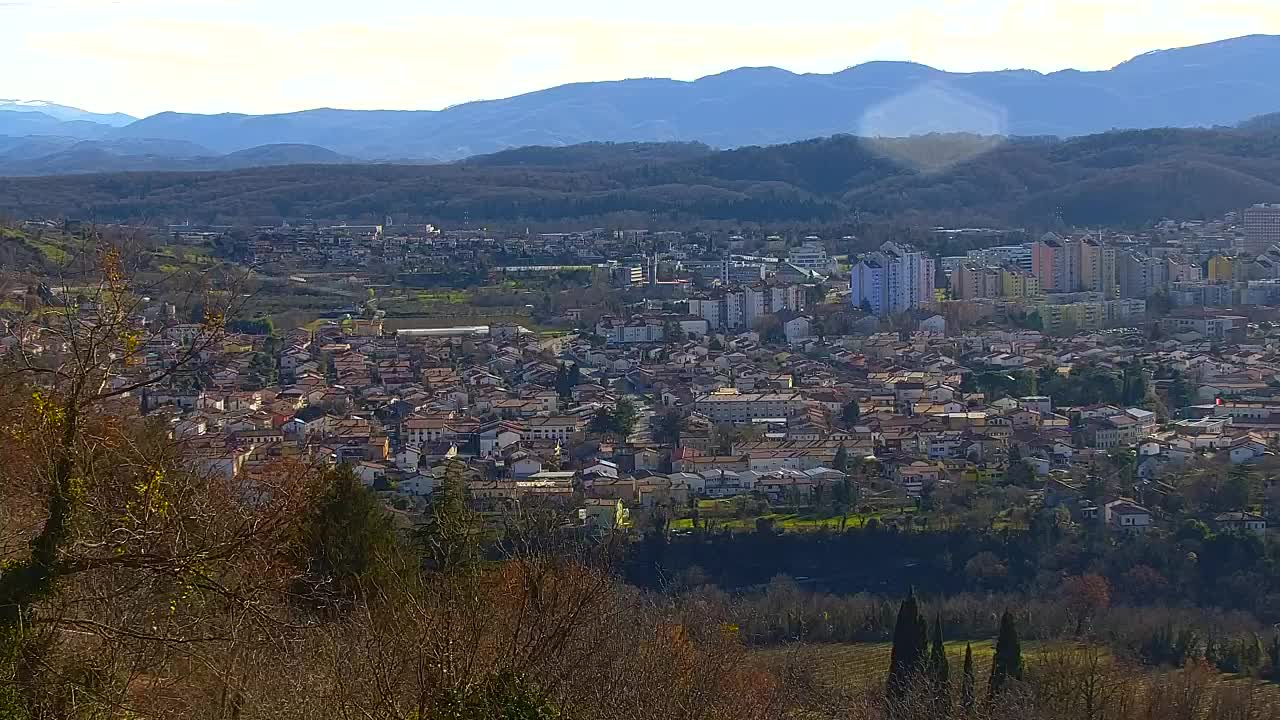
[5,0,1280,118]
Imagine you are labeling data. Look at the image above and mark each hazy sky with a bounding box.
[5,0,1280,118]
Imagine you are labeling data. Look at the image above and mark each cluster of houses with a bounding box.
[18,311,1259,538]
[17,214,1280,537]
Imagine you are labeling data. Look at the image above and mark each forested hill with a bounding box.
[4,125,1280,228]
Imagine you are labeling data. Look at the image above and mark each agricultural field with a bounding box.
[413,290,469,305]
[758,640,1017,691]
[757,640,1280,706]
[147,245,220,274]
[670,498,918,533]
[1,224,237,282]
[0,226,75,272]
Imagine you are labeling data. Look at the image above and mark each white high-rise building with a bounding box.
[687,283,806,330]
[1243,204,1280,255]
[850,242,935,316]
[850,258,886,315]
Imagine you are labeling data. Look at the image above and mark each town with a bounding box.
[15,18,1280,720]
[7,204,1280,542]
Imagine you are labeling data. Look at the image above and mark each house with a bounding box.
[779,312,813,345]
[508,452,545,479]
[1043,477,1084,508]
[1125,408,1157,438]
[753,470,818,502]
[524,415,583,443]
[1104,499,1153,532]
[1007,409,1041,430]
[1086,414,1139,449]
[1018,396,1052,415]
[1228,437,1269,464]
[578,499,629,532]
[478,421,523,456]
[893,461,944,496]
[635,474,691,508]
[354,461,390,488]
[582,460,621,483]
[699,469,753,497]
[395,444,422,471]
[623,446,663,473]
[918,315,946,334]
[1214,511,1267,536]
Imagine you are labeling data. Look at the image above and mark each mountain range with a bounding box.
[5,123,1280,229]
[5,34,1280,175]
[0,99,135,127]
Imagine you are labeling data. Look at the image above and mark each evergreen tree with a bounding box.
[416,458,479,574]
[589,406,615,436]
[928,615,950,706]
[887,588,928,703]
[294,464,403,605]
[1005,446,1035,486]
[1270,633,1280,682]
[613,397,638,437]
[833,443,850,474]
[1223,464,1253,511]
[1084,474,1106,501]
[961,643,976,714]
[915,612,929,666]
[841,399,861,425]
[554,363,572,400]
[1121,362,1148,405]
[989,610,1024,697]
[653,409,683,446]
[1168,372,1195,412]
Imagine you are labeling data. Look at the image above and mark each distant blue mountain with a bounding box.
[6,34,1280,171]
[0,100,135,127]
[0,110,113,140]
[0,137,353,175]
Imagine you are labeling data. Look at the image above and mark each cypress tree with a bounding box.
[294,464,402,606]
[915,609,929,657]
[416,458,479,574]
[833,443,850,474]
[989,610,1024,697]
[961,643,976,713]
[928,615,950,706]
[887,588,928,702]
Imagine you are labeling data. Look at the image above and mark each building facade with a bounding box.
[850,242,936,316]
[787,240,832,274]
[1243,204,1280,255]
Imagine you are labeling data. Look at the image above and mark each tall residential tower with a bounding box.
[850,242,936,315]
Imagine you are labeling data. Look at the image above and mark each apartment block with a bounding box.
[693,390,808,423]
[687,283,806,330]
[1242,204,1280,255]
[850,242,936,316]
[952,264,1002,299]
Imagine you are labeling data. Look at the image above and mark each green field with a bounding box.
[671,498,917,533]
[671,512,901,532]
[414,290,470,304]
[149,245,219,271]
[28,238,71,265]
[755,640,1280,705]
[757,640,1019,690]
